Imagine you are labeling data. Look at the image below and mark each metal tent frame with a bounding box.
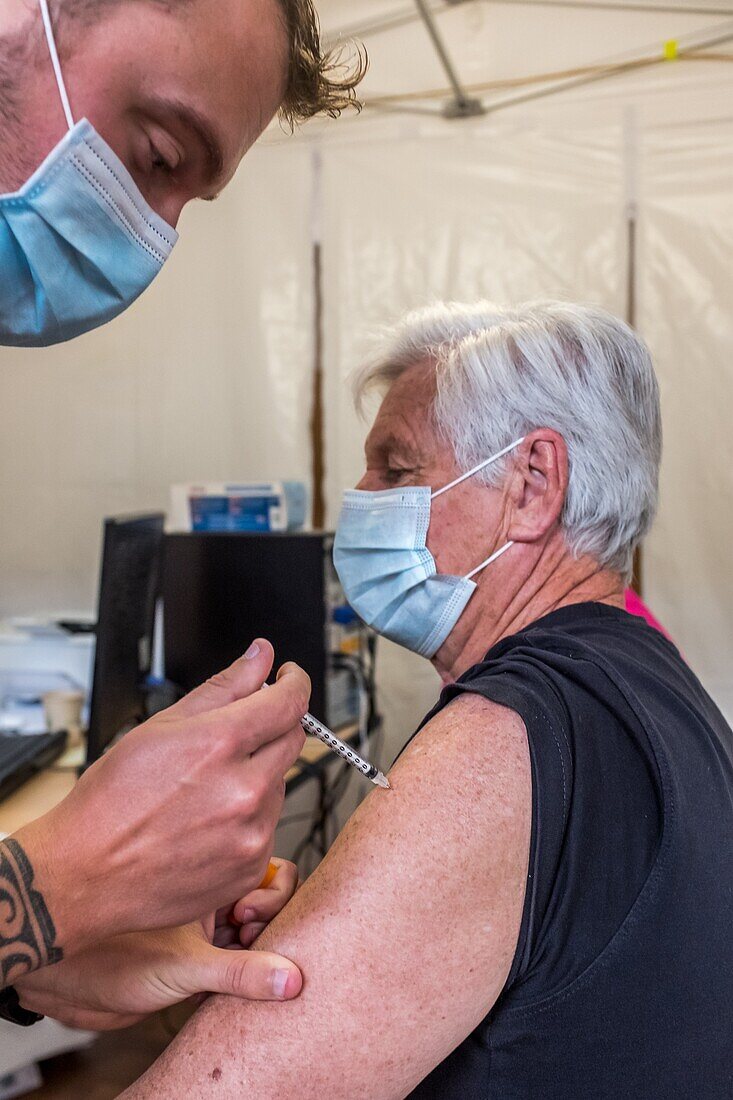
[322,2,733,121]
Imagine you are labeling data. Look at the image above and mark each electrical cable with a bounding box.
[332,653,371,758]
[365,53,707,104]
[293,760,354,875]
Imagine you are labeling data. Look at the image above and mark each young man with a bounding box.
[0,0,363,1027]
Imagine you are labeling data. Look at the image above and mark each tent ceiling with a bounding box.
[319,0,733,32]
[315,1,733,113]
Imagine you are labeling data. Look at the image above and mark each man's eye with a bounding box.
[384,467,410,483]
[151,149,173,174]
[148,137,180,176]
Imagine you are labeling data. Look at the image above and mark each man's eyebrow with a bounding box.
[144,97,226,191]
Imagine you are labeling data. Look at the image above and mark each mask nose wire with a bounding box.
[38,0,75,131]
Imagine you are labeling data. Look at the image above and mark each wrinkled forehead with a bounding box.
[364,360,441,463]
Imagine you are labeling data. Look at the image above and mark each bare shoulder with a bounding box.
[315,691,531,926]
[397,689,530,787]
[375,691,532,856]
[124,692,531,1100]
[394,690,530,868]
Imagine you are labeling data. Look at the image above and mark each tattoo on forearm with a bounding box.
[0,839,62,988]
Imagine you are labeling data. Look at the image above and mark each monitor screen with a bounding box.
[85,514,164,766]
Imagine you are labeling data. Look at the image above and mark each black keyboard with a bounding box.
[0,732,68,803]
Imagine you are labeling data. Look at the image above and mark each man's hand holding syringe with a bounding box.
[7,638,390,1028]
[262,681,390,789]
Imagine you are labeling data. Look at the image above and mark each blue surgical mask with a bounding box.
[333,438,525,658]
[0,0,178,348]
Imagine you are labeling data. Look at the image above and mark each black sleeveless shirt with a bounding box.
[407,603,733,1099]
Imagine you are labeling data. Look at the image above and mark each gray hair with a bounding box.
[354,301,662,579]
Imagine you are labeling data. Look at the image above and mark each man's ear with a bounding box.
[507,430,568,544]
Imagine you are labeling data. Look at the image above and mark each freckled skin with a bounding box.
[121,696,532,1100]
[120,361,626,1099]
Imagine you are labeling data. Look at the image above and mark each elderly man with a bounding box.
[117,301,731,1098]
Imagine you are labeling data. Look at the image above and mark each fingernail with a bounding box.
[272,969,290,999]
[244,642,260,660]
[240,907,257,924]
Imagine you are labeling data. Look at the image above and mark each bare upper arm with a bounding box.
[124,694,532,1100]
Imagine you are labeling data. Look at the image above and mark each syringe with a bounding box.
[300,711,390,789]
[261,682,390,789]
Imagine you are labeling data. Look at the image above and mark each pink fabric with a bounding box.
[624,589,673,643]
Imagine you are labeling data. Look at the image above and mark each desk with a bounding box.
[0,727,359,835]
[0,769,76,835]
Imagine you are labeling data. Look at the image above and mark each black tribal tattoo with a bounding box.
[0,838,62,988]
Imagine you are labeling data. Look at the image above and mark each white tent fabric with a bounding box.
[317,0,733,108]
[0,144,314,615]
[0,2,730,751]
[320,116,626,503]
[640,118,733,715]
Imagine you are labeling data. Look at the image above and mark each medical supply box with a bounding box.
[169,481,307,533]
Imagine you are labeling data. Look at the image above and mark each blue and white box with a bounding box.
[170,481,308,533]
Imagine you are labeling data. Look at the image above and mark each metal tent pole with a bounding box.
[326,1,733,45]
[413,0,486,117]
[624,107,644,597]
[310,150,326,531]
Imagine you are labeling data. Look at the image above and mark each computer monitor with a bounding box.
[163,531,367,730]
[85,514,165,766]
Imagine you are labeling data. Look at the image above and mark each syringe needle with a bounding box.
[300,711,390,789]
[261,683,390,789]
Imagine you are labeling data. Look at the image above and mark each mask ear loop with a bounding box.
[431,437,525,500]
[465,540,514,580]
[38,0,75,131]
[428,435,523,580]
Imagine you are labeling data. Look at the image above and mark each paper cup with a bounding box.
[42,690,85,745]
